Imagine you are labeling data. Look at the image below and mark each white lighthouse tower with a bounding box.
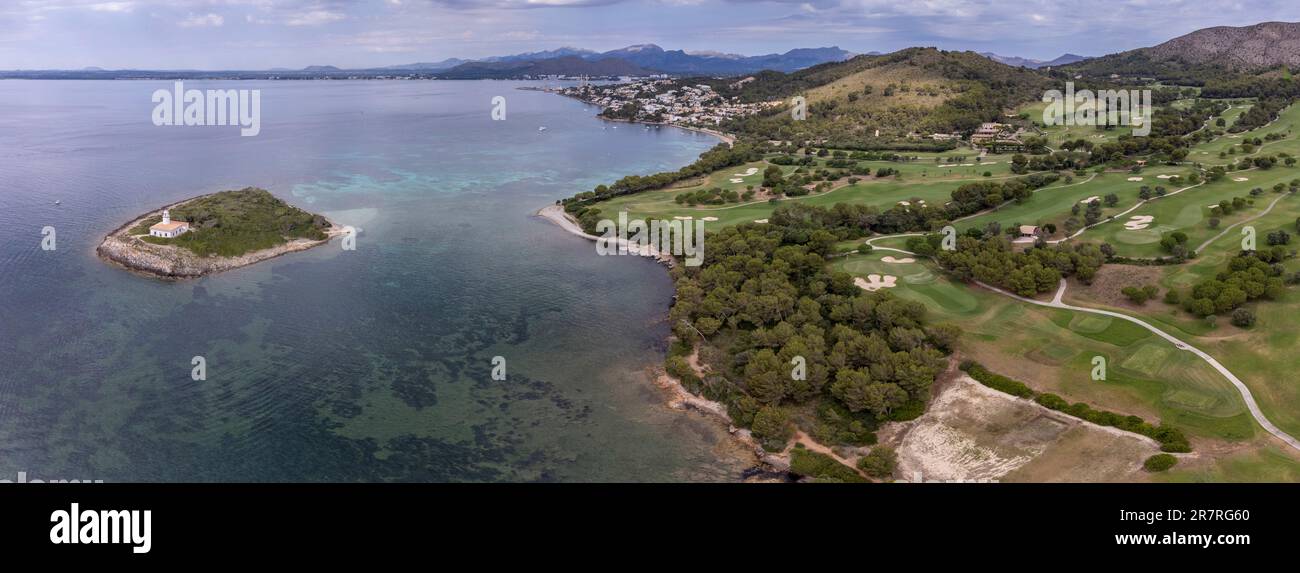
[149,208,190,238]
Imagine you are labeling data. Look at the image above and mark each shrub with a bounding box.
[1143,453,1178,472]
[962,363,1034,398]
[1231,307,1257,328]
[857,446,897,479]
[790,449,868,483]
[1034,393,1069,411]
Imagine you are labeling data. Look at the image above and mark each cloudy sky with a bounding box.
[1,0,1297,69]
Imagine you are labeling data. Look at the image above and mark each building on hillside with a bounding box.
[970,122,1010,144]
[149,209,190,239]
[1018,225,1041,239]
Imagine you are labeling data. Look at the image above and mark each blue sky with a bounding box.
[2,0,1297,69]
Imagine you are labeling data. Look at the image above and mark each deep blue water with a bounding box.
[0,80,747,482]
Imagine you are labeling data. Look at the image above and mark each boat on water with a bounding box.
[538,126,547,132]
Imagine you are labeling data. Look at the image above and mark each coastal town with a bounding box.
[552,78,781,128]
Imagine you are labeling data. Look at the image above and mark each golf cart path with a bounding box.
[861,235,1300,452]
[1193,192,1292,254]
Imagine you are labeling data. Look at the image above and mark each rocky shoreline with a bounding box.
[537,204,791,481]
[96,197,344,280]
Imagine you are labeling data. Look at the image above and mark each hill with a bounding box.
[1061,21,1300,81]
[1145,22,1300,70]
[717,47,1053,145]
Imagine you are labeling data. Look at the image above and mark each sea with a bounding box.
[0,79,751,482]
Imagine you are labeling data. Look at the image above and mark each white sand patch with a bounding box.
[961,163,975,166]
[1127,177,1144,182]
[983,161,998,165]
[898,201,911,206]
[1207,205,1221,209]
[854,274,898,291]
[1157,174,1173,179]
[733,167,759,177]
[701,216,719,222]
[753,219,768,224]
[881,256,916,264]
[728,178,743,183]
[939,164,958,168]
[1233,177,1250,182]
[1124,215,1154,230]
[1079,195,1100,204]
[673,216,693,220]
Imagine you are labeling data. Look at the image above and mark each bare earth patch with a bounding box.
[1068,266,1168,311]
[878,368,1158,482]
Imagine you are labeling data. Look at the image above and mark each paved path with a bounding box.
[1193,192,1293,254]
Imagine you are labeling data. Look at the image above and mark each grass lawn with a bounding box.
[830,251,1255,443]
[593,154,1025,228]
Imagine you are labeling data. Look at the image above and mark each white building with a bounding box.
[149,209,190,238]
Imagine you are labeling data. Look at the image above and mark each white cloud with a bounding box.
[88,1,136,12]
[286,9,345,26]
[179,13,224,28]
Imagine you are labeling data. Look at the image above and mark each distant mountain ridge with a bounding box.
[436,56,653,79]
[979,52,1090,69]
[391,44,854,75]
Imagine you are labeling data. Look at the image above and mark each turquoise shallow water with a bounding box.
[0,80,748,482]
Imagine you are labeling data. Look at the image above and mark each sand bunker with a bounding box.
[701,216,718,222]
[1124,215,1154,230]
[898,201,911,206]
[939,164,958,168]
[1156,174,1173,179]
[753,219,768,224]
[961,163,975,166]
[1079,196,1099,204]
[1233,177,1250,182]
[1127,177,1143,182]
[854,274,898,291]
[733,167,759,177]
[881,256,916,264]
[728,178,743,183]
[673,216,693,220]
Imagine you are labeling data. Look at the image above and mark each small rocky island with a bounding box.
[98,187,342,279]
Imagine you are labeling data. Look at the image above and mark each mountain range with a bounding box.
[979,52,1091,69]
[435,56,655,80]
[392,44,854,76]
